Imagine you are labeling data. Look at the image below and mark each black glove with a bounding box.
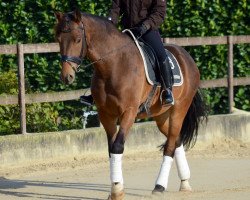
[133,23,149,38]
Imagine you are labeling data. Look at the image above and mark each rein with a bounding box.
[76,40,134,72]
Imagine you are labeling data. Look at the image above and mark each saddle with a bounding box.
[123,29,183,115]
[123,29,183,88]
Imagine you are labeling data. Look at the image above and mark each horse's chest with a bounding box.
[92,80,119,104]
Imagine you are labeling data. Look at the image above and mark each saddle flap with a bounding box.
[138,40,160,84]
[138,40,157,70]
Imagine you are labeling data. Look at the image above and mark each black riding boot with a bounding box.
[80,94,94,106]
[159,57,174,106]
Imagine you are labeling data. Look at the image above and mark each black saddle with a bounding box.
[138,39,161,85]
[138,38,183,87]
[136,37,183,115]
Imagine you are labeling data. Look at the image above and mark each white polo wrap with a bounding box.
[155,156,173,189]
[174,144,190,180]
[110,153,123,184]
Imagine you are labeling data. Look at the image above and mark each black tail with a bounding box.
[180,89,209,150]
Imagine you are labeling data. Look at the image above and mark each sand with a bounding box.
[0,138,249,199]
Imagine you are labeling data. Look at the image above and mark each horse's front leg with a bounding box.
[107,127,125,200]
[107,125,126,200]
[99,108,137,200]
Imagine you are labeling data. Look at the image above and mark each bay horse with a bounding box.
[55,10,207,199]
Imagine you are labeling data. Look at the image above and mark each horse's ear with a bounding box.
[54,11,63,22]
[73,8,82,23]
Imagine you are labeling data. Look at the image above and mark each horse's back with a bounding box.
[165,44,196,65]
[165,43,200,86]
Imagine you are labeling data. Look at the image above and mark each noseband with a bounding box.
[60,16,87,70]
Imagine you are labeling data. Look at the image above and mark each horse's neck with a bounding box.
[83,15,127,74]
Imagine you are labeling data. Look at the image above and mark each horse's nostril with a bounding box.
[66,74,74,84]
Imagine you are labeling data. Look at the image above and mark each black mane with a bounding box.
[80,12,121,35]
[55,11,121,37]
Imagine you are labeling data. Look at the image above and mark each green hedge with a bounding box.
[0,0,249,134]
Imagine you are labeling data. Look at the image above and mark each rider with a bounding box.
[80,0,174,106]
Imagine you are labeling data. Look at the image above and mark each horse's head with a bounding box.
[55,9,87,84]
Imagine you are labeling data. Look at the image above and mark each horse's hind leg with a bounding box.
[174,144,192,191]
[151,112,175,194]
[152,109,191,194]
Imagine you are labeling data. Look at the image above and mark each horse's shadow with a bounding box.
[0,177,149,200]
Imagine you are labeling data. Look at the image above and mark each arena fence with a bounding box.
[0,35,250,134]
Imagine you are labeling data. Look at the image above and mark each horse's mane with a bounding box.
[82,12,123,36]
[55,11,122,38]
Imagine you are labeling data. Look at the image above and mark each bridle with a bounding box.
[60,16,87,72]
[59,15,136,73]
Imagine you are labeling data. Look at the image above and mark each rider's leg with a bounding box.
[159,58,174,105]
[141,30,174,105]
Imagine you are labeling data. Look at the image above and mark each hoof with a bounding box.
[152,184,165,195]
[179,180,192,192]
[108,183,125,200]
[107,192,125,200]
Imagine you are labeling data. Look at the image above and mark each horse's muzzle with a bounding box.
[60,62,76,85]
[64,73,75,84]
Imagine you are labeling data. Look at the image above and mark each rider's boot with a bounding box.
[80,94,94,106]
[159,57,174,106]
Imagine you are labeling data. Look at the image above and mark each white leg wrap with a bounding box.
[110,153,123,184]
[155,156,173,189]
[175,144,190,180]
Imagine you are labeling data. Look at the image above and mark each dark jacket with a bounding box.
[109,0,166,30]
